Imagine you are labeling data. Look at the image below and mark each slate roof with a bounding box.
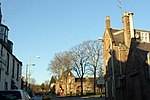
[111,28,150,47]
[109,28,150,63]
[135,42,150,61]
[110,28,124,46]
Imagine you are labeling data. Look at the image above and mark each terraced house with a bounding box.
[0,4,22,90]
[102,12,150,100]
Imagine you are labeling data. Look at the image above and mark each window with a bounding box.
[17,63,19,81]
[0,68,1,82]
[0,27,4,34]
[0,91,22,99]
[6,53,9,75]
[0,27,5,40]
[4,29,8,43]
[1,46,3,56]
[140,32,149,42]
[5,82,8,90]
[12,59,15,78]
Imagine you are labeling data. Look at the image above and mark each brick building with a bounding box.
[102,12,150,100]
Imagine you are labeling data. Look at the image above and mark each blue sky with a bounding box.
[1,0,150,84]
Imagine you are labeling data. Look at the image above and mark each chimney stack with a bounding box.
[106,16,111,29]
[122,12,131,48]
[128,12,134,38]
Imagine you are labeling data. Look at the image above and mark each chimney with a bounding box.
[106,16,111,29]
[122,12,131,48]
[128,12,134,38]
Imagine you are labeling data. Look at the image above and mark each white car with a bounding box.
[0,90,31,100]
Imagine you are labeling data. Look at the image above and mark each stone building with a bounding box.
[0,4,22,90]
[55,69,97,96]
[102,12,150,100]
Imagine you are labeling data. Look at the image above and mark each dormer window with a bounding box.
[0,26,8,43]
[0,27,4,40]
[140,32,149,42]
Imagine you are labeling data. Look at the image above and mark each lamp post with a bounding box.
[26,56,40,89]
[98,38,116,100]
[26,63,35,90]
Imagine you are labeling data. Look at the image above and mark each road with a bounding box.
[51,95,105,100]
[32,94,105,100]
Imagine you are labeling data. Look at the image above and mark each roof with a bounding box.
[110,28,150,47]
[135,42,150,61]
[61,69,75,78]
[111,28,124,45]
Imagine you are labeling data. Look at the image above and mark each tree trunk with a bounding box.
[94,67,96,94]
[65,77,67,95]
[81,77,83,96]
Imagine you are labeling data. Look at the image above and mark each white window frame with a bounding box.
[140,32,149,42]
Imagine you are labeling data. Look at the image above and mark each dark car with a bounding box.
[0,90,31,100]
[42,93,51,100]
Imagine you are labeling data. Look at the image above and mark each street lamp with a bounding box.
[98,37,116,100]
[27,56,40,89]
[26,63,35,90]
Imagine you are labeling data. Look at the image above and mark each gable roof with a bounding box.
[61,69,75,78]
[111,28,124,46]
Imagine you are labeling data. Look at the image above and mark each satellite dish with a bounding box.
[135,33,140,39]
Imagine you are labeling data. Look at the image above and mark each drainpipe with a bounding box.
[147,52,150,78]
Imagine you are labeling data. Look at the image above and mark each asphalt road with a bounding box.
[51,95,105,100]
[32,94,105,100]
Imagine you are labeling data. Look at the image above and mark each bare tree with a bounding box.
[83,40,103,94]
[48,51,73,76]
[48,51,74,95]
[48,53,63,79]
[48,40,103,95]
[59,51,74,95]
[71,43,90,96]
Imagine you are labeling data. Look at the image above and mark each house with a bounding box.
[55,69,97,95]
[0,4,22,90]
[102,12,150,100]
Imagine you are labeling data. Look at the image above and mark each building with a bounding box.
[102,12,150,100]
[55,69,98,96]
[0,4,22,90]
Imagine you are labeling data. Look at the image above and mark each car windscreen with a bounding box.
[0,91,22,100]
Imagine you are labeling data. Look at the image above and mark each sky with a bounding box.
[0,0,150,84]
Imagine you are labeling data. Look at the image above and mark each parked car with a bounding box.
[0,90,31,100]
[42,92,51,100]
